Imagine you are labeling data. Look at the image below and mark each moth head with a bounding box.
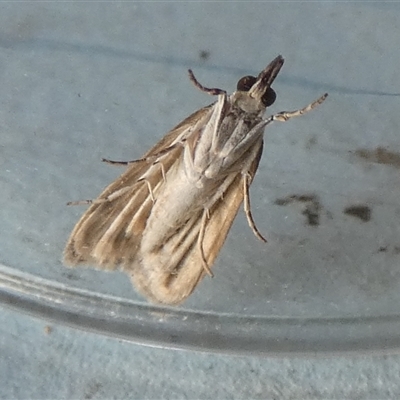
[233,55,283,113]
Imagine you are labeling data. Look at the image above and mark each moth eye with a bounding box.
[261,88,276,107]
[237,75,257,92]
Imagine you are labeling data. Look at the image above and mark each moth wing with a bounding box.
[131,141,264,304]
[64,106,212,270]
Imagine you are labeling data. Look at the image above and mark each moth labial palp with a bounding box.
[64,55,328,305]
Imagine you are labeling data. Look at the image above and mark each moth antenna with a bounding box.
[243,173,267,243]
[188,69,226,96]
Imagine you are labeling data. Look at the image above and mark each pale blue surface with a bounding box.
[1,2,400,397]
[2,306,400,399]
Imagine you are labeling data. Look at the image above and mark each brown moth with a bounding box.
[64,55,327,305]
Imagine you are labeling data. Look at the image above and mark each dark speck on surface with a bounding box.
[343,205,371,222]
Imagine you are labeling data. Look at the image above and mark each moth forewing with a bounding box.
[63,107,209,268]
[64,55,327,305]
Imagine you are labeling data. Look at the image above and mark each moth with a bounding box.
[64,55,327,305]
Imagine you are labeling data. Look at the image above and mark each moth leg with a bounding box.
[67,186,134,206]
[67,199,94,206]
[198,209,214,277]
[102,158,137,166]
[272,93,328,123]
[137,178,155,202]
[154,161,166,182]
[102,140,185,166]
[188,69,227,96]
[243,173,267,243]
[221,93,328,172]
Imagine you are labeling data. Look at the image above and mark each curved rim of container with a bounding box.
[1,263,400,356]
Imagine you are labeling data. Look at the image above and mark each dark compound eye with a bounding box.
[237,76,276,107]
[261,87,276,107]
[237,75,257,92]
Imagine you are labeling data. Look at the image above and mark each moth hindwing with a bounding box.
[64,55,328,305]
